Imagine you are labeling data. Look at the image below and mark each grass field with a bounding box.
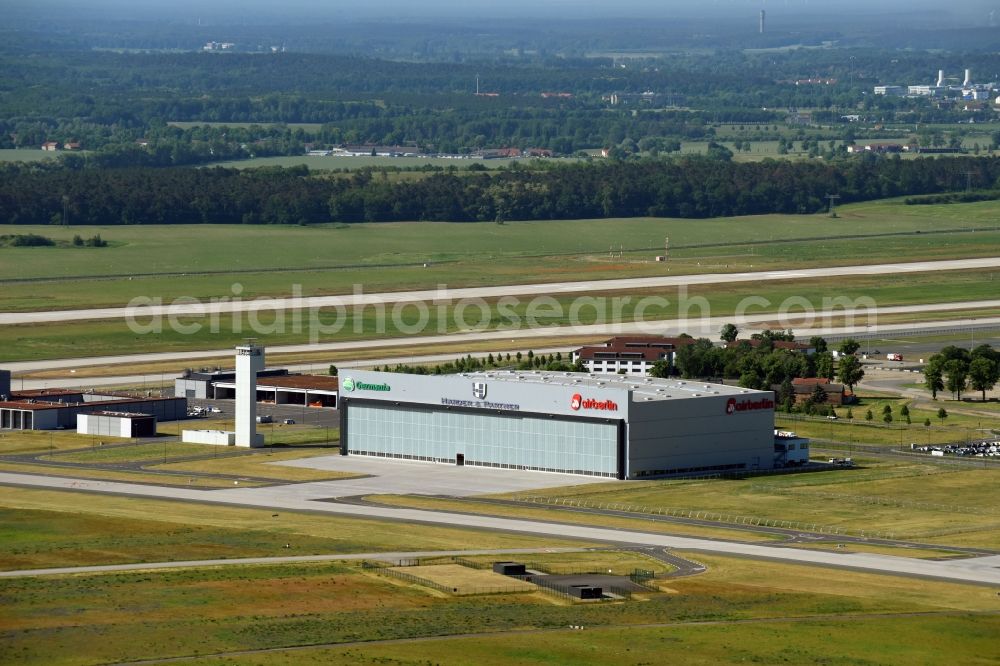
[2,547,997,665]
[0,425,348,484]
[0,487,586,570]
[207,154,529,170]
[1,197,993,284]
[173,615,1000,665]
[491,461,1000,547]
[776,391,1000,448]
[366,495,787,543]
[0,148,61,163]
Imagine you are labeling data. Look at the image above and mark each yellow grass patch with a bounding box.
[394,564,536,595]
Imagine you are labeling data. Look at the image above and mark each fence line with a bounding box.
[363,562,536,597]
[749,484,994,516]
[509,495,899,541]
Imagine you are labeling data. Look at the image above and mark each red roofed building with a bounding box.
[572,335,697,375]
[773,377,849,405]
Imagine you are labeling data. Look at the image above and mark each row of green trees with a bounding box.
[673,327,865,397]
[4,154,998,226]
[373,351,580,375]
[923,345,1000,401]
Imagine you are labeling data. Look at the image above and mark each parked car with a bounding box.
[283,418,295,425]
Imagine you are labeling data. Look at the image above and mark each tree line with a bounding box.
[923,345,1000,402]
[3,154,997,226]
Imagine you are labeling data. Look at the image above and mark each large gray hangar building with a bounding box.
[339,370,776,479]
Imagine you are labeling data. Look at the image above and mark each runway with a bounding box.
[4,256,999,325]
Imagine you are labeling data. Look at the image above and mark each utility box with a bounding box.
[569,585,602,599]
[493,562,527,576]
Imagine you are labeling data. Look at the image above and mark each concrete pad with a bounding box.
[269,454,612,497]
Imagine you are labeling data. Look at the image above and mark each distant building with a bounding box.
[175,368,338,408]
[41,141,59,151]
[873,85,906,96]
[772,377,848,406]
[480,148,522,159]
[847,142,903,154]
[339,144,422,157]
[907,85,944,97]
[572,336,697,375]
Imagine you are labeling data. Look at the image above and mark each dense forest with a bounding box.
[2,46,999,162]
[2,155,996,226]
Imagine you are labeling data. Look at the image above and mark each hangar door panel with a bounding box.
[348,404,617,477]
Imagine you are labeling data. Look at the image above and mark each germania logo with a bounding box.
[342,377,390,392]
[726,397,775,414]
[570,393,618,411]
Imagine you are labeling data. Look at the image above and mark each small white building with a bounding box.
[774,430,810,467]
[182,429,236,446]
[77,412,157,438]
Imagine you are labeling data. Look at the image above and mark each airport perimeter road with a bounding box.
[12,346,569,390]
[3,471,999,587]
[4,256,999,325]
[0,547,589,579]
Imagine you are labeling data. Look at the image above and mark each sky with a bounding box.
[6,0,995,21]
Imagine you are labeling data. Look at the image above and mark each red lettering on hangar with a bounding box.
[570,393,618,411]
[725,397,775,414]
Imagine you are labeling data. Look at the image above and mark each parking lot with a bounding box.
[912,440,1000,458]
[185,398,339,430]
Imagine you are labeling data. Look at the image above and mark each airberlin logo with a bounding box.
[726,397,775,414]
[570,393,618,411]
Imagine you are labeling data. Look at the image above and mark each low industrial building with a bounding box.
[338,370,777,479]
[0,384,186,432]
[175,368,292,399]
[175,369,338,407]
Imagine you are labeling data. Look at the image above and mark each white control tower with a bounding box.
[235,342,265,447]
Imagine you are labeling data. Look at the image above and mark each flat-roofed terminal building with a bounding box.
[338,370,776,479]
